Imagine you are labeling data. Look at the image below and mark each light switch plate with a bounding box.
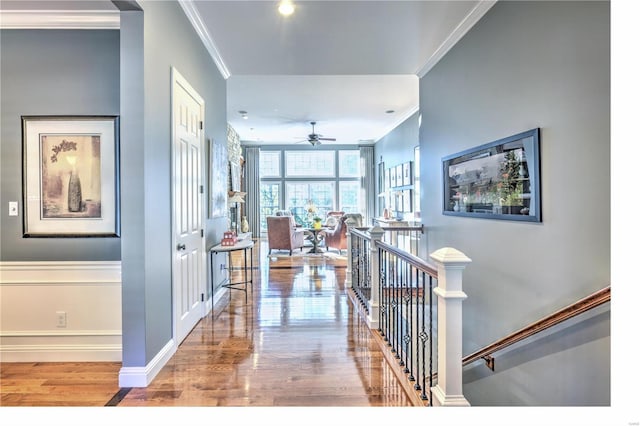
[9,201,18,216]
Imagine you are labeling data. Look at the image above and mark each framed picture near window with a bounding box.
[384,168,391,190]
[403,189,412,212]
[402,162,412,186]
[22,116,120,237]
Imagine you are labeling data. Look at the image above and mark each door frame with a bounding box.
[170,67,207,344]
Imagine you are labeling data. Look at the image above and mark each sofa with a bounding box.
[266,215,306,255]
[323,213,363,254]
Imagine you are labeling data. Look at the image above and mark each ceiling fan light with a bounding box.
[278,1,295,16]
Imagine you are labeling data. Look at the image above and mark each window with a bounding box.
[259,182,280,231]
[338,181,360,213]
[339,150,360,177]
[257,148,365,234]
[286,182,335,224]
[260,151,281,177]
[285,151,335,177]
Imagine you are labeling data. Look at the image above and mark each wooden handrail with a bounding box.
[376,240,438,278]
[462,286,611,368]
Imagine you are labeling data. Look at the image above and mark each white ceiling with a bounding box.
[187,0,492,145]
[1,0,495,145]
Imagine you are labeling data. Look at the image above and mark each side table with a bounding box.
[210,238,254,303]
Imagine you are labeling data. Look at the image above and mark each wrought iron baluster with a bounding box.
[406,265,416,382]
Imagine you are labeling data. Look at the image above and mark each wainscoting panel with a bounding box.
[0,261,122,362]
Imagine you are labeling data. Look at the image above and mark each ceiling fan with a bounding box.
[297,121,336,146]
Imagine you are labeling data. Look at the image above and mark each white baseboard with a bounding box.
[118,339,176,387]
[0,344,121,362]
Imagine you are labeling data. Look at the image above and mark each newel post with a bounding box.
[429,247,472,407]
[367,225,384,329]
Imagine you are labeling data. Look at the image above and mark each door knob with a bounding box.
[177,243,186,250]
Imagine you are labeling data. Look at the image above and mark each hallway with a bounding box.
[1,240,412,407]
[118,241,411,406]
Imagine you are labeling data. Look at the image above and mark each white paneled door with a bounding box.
[172,68,205,345]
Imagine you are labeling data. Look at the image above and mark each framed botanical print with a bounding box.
[22,116,120,237]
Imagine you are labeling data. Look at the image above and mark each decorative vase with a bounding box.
[241,216,249,233]
[68,169,82,212]
[453,200,460,212]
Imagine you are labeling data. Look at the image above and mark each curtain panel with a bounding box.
[359,145,375,226]
[244,147,261,236]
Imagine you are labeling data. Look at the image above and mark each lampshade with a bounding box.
[228,194,245,203]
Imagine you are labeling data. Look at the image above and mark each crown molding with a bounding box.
[0,10,120,29]
[178,0,231,79]
[416,0,497,78]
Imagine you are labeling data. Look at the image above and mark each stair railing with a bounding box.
[348,225,472,406]
[462,285,611,371]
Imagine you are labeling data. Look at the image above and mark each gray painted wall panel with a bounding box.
[0,29,121,261]
[419,1,610,405]
[131,0,227,363]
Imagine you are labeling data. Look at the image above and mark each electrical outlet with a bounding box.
[56,311,67,328]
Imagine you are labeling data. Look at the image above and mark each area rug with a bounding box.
[267,247,347,261]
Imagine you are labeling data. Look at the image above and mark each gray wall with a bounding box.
[0,29,121,261]
[119,0,228,367]
[374,112,420,220]
[374,112,419,170]
[419,1,610,405]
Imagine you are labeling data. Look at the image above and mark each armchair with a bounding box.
[266,216,306,255]
[323,213,363,254]
[324,211,344,229]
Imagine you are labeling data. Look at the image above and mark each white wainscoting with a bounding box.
[0,261,122,362]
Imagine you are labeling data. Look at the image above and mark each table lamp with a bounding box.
[228,192,245,234]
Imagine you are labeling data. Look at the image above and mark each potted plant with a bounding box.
[313,216,322,229]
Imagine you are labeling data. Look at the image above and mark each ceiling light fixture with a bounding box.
[238,110,248,119]
[278,0,295,16]
[385,110,395,114]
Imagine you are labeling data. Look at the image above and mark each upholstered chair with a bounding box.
[323,213,363,254]
[266,216,306,255]
[324,211,345,229]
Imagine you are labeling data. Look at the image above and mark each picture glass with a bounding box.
[442,128,540,222]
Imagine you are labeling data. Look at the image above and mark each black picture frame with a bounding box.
[442,128,541,222]
[22,115,121,237]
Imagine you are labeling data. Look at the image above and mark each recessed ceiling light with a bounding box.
[385,110,395,114]
[278,1,295,16]
[238,110,248,119]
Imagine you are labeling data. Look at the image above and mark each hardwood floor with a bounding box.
[1,239,412,408]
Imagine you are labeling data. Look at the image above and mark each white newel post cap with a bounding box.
[430,247,471,294]
[430,247,472,265]
[368,225,384,239]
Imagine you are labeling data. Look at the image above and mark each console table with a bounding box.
[210,237,254,303]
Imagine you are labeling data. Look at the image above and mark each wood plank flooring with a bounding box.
[1,239,412,408]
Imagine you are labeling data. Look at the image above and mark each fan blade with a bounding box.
[318,137,336,141]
